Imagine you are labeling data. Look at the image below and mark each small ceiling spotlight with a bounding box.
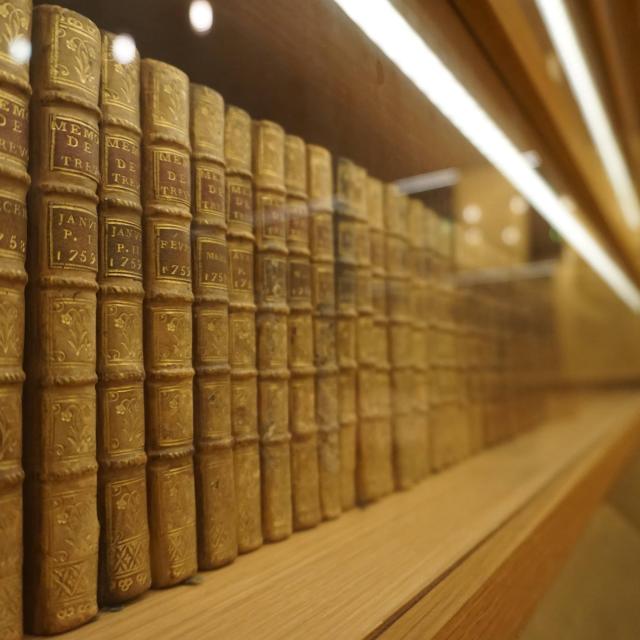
[190,0,214,34]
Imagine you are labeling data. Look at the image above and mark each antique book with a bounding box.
[365,177,394,499]
[408,199,430,480]
[464,287,486,454]
[253,119,292,542]
[482,292,500,447]
[224,105,261,553]
[425,208,443,470]
[429,214,458,470]
[354,166,387,504]
[0,1,30,637]
[140,59,197,587]
[383,186,416,489]
[190,84,237,569]
[450,222,472,460]
[307,144,341,520]
[428,212,447,470]
[23,6,101,634]
[285,134,321,530]
[334,158,358,510]
[97,30,151,604]
[441,219,470,464]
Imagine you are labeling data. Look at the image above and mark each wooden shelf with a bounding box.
[46,392,640,640]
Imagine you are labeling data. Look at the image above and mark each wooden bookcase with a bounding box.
[37,391,640,639]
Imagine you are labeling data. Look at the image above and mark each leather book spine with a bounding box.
[408,200,430,480]
[430,216,458,470]
[451,224,472,459]
[430,214,448,470]
[24,6,101,633]
[97,31,151,605]
[334,158,358,510]
[442,220,469,463]
[466,288,485,453]
[140,59,197,587]
[307,144,341,520]
[253,119,292,542]
[383,186,414,490]
[354,166,383,504]
[428,212,441,469]
[426,208,443,470]
[285,134,320,530]
[364,177,393,500]
[190,84,237,569]
[0,2,30,637]
[481,294,497,447]
[224,105,261,553]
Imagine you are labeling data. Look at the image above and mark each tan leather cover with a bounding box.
[24,5,101,633]
[190,84,237,568]
[334,158,358,510]
[97,30,151,605]
[253,119,292,542]
[364,177,394,501]
[383,186,415,490]
[0,1,30,637]
[285,134,320,530]
[307,144,341,520]
[354,166,386,504]
[408,199,430,480]
[140,58,197,587]
[428,214,459,470]
[224,105,261,553]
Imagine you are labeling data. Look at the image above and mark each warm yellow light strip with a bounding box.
[332,0,640,311]
[535,0,640,231]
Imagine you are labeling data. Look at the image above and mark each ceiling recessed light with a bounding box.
[509,195,528,216]
[501,226,521,246]
[462,204,482,224]
[190,0,214,34]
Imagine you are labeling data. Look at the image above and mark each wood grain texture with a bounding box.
[45,392,640,640]
[382,391,640,639]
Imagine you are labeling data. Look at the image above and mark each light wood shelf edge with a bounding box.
[43,392,640,640]
[380,392,640,639]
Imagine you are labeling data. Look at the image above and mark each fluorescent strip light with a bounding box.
[395,151,540,195]
[457,259,557,286]
[535,0,640,230]
[332,0,640,311]
[395,168,460,194]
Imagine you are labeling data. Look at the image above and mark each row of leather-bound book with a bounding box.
[0,2,559,637]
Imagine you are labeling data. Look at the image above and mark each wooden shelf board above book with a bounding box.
[33,0,528,183]
[46,391,640,640]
